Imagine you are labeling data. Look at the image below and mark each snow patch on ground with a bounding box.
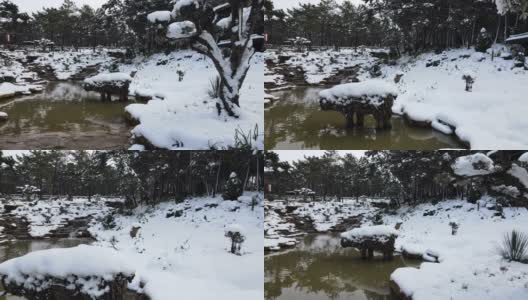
[385,198,528,300]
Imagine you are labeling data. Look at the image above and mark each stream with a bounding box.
[265,234,420,300]
[0,238,92,300]
[265,87,463,150]
[0,82,132,150]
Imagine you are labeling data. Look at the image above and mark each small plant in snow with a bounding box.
[208,76,222,99]
[177,70,185,82]
[102,213,117,230]
[449,221,459,235]
[462,70,475,92]
[500,230,528,263]
[225,224,246,255]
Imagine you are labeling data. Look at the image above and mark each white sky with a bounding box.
[274,150,365,163]
[274,0,362,10]
[14,0,107,13]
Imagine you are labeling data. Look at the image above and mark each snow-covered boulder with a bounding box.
[340,225,398,259]
[320,80,398,129]
[0,245,135,300]
[84,73,132,101]
[0,111,7,122]
[452,153,495,177]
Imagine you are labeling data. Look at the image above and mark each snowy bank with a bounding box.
[0,245,135,299]
[385,199,528,300]
[121,51,263,150]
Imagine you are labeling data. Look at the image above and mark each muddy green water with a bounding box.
[0,82,132,150]
[265,234,420,300]
[265,87,463,150]
[0,238,91,300]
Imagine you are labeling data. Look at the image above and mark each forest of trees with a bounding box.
[265,150,528,206]
[0,150,263,207]
[264,0,528,53]
[0,0,209,53]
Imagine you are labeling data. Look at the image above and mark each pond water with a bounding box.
[0,238,91,300]
[0,82,132,150]
[265,87,463,150]
[265,234,420,300]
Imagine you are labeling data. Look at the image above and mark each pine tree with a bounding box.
[222,172,243,200]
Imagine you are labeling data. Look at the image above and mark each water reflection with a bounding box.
[265,234,420,300]
[265,87,462,150]
[0,82,132,149]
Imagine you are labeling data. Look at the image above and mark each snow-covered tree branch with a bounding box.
[156,0,264,118]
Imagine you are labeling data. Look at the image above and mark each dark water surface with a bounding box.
[265,87,463,150]
[265,234,420,300]
[0,82,132,149]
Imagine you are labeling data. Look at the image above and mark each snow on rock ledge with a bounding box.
[84,73,132,87]
[319,80,398,106]
[0,245,135,299]
[341,225,398,243]
[452,153,495,177]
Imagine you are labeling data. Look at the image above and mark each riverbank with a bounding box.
[0,192,264,300]
[265,45,528,148]
[264,198,389,251]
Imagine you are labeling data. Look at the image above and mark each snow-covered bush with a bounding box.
[225,224,246,255]
[101,213,117,230]
[462,70,476,92]
[475,28,492,53]
[500,230,528,263]
[222,172,243,200]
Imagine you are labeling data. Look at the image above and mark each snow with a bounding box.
[9,197,114,237]
[89,193,263,300]
[0,111,7,120]
[386,198,528,300]
[452,153,495,177]
[0,245,134,298]
[267,46,528,148]
[167,21,197,39]
[147,11,172,23]
[319,80,398,106]
[508,164,528,189]
[225,223,245,235]
[84,73,132,85]
[122,51,263,150]
[519,152,528,163]
[341,225,398,241]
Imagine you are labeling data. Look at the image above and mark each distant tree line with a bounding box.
[264,0,528,53]
[0,150,263,208]
[265,150,528,207]
[0,0,230,54]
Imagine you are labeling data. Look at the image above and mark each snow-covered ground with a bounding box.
[1,197,118,237]
[122,51,264,150]
[0,193,264,300]
[384,198,528,300]
[266,45,528,148]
